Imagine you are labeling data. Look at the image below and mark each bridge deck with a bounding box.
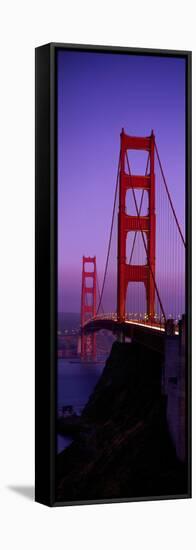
[83,314,179,335]
[82,315,179,354]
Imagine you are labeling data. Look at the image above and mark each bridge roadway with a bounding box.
[82,314,179,354]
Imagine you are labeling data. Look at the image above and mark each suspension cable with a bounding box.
[96,268,104,314]
[155,141,185,247]
[96,153,120,314]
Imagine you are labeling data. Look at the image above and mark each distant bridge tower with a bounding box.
[117,129,156,322]
[81,256,96,360]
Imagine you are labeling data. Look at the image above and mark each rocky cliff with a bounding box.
[56,341,186,502]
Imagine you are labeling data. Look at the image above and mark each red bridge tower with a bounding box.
[81,256,96,360]
[117,129,156,322]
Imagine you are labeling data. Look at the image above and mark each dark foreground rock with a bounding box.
[56,341,187,502]
[57,414,83,436]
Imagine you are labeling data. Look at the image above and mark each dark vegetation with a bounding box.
[56,341,186,502]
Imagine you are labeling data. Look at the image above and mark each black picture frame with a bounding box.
[35,43,192,507]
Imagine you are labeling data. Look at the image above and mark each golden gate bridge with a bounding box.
[80,129,185,360]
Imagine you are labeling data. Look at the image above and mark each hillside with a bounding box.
[57,341,187,502]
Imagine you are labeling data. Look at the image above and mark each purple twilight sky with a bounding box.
[57,50,186,314]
